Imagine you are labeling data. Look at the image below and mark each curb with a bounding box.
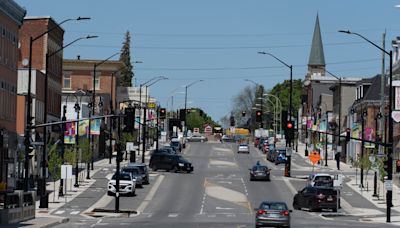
[321,212,349,217]
[40,217,69,228]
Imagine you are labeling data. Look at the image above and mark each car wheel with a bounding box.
[332,208,337,212]
[107,191,112,196]
[173,166,178,173]
[153,165,158,171]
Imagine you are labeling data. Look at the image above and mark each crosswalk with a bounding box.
[53,209,81,215]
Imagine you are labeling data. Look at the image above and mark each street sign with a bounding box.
[309,151,321,165]
[61,165,73,179]
[385,180,393,191]
[147,102,156,109]
[392,110,400,123]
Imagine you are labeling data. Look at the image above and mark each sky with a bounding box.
[14,0,400,122]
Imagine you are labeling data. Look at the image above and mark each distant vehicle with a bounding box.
[237,144,250,154]
[149,153,193,173]
[221,135,235,142]
[187,134,208,142]
[107,172,136,196]
[127,162,150,184]
[273,149,287,165]
[293,186,338,212]
[255,201,291,228]
[170,138,182,152]
[307,173,332,187]
[121,166,143,188]
[249,164,271,181]
[262,141,269,154]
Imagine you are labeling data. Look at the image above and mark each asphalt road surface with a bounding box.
[55,141,398,228]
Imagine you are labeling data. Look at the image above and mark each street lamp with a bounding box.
[90,51,120,170]
[264,93,283,135]
[42,35,97,204]
[339,29,393,222]
[184,80,204,136]
[258,51,293,177]
[24,16,90,193]
[73,90,87,187]
[138,76,168,163]
[325,70,342,152]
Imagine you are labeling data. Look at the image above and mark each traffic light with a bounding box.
[255,110,262,122]
[179,109,186,122]
[346,128,350,142]
[286,120,294,140]
[159,108,166,119]
[124,107,135,129]
[242,111,246,117]
[116,143,123,163]
[230,116,235,126]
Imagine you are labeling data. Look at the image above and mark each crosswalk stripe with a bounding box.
[54,210,65,215]
[70,210,80,215]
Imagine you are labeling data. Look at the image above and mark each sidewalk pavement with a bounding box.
[14,149,153,228]
[294,142,400,225]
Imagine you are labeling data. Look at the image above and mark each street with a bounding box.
[51,141,398,228]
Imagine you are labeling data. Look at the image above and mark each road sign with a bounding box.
[309,151,321,165]
[61,165,73,179]
[392,111,400,123]
[385,180,393,191]
[147,102,156,109]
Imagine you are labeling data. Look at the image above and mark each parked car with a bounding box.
[121,166,143,188]
[237,144,250,154]
[293,186,338,212]
[187,134,208,142]
[249,164,271,181]
[273,149,287,165]
[127,162,150,184]
[107,172,136,196]
[262,141,269,154]
[255,201,291,228]
[170,138,182,152]
[307,173,332,187]
[151,147,176,155]
[149,153,193,173]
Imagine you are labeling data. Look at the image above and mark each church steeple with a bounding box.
[308,14,325,76]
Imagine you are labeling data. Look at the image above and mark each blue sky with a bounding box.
[14,0,400,121]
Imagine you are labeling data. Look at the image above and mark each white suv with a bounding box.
[107,172,136,196]
[307,173,332,187]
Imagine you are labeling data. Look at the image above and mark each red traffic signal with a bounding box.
[287,121,293,129]
[159,108,166,119]
[255,110,262,122]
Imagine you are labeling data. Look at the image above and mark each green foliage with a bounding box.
[267,79,303,112]
[79,139,92,164]
[186,108,216,132]
[118,31,134,86]
[64,147,76,166]
[48,142,62,180]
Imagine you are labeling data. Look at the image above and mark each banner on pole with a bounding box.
[90,119,100,135]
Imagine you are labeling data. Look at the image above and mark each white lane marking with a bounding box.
[70,210,80,215]
[241,177,249,196]
[283,177,297,195]
[216,207,234,210]
[54,210,65,215]
[90,219,103,227]
[168,213,178,217]
[218,181,232,184]
[136,174,165,213]
[200,192,206,214]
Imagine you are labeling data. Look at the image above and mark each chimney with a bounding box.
[77,55,80,60]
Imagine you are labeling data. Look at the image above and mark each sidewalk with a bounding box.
[294,142,400,225]
[14,149,153,227]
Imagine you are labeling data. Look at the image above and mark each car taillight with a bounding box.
[316,193,325,199]
[280,210,289,216]
[257,209,266,215]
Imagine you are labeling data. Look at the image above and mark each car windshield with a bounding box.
[122,168,140,175]
[314,176,331,181]
[260,202,287,210]
[253,166,268,171]
[112,173,131,181]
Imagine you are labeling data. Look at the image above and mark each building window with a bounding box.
[63,75,71,88]
[95,78,100,90]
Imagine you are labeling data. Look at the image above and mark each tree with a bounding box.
[48,143,62,202]
[118,31,134,86]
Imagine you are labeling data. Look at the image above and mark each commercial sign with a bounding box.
[147,102,156,109]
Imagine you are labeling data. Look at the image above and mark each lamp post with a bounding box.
[91,52,120,170]
[73,90,86,187]
[141,77,168,163]
[264,93,283,135]
[41,35,96,205]
[24,16,90,192]
[184,80,204,136]
[339,29,393,222]
[258,51,293,177]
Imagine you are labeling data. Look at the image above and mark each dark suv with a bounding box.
[293,186,338,212]
[127,162,150,184]
[149,154,193,173]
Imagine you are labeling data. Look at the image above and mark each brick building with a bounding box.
[17,16,64,181]
[0,0,26,189]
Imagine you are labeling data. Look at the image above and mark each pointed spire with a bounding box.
[308,14,325,66]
